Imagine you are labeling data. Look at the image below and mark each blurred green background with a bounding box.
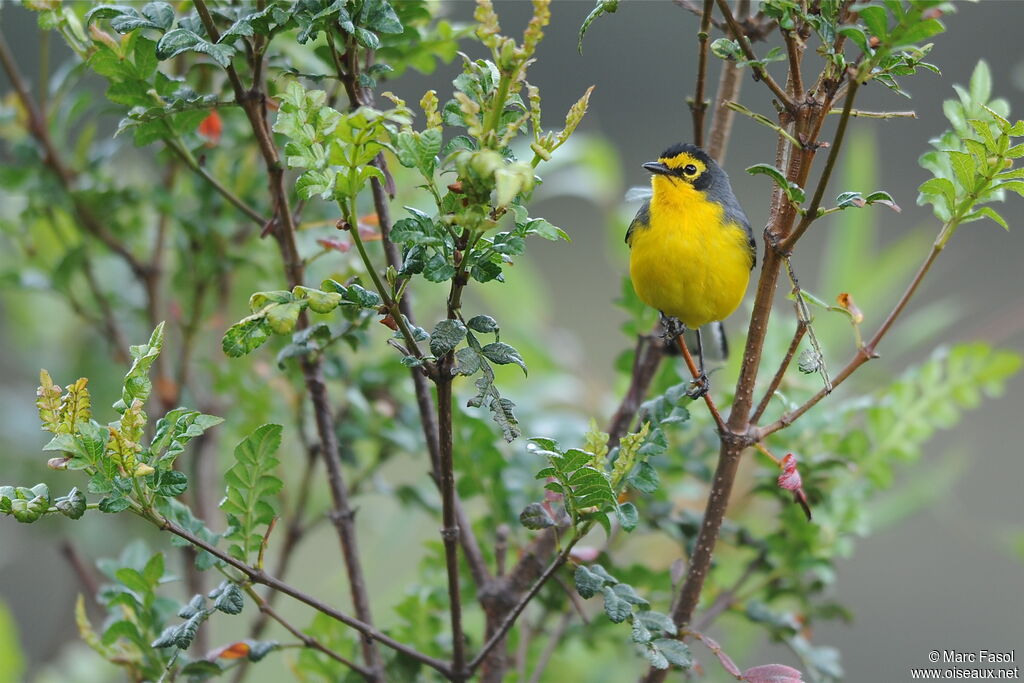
[2,1,1022,681]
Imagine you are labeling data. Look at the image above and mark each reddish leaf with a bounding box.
[700,634,741,677]
[742,663,803,682]
[317,237,351,253]
[835,292,864,324]
[198,110,223,146]
[210,641,250,660]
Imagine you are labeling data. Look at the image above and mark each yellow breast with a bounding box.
[628,183,752,329]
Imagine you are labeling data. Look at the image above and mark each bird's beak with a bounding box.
[642,161,673,176]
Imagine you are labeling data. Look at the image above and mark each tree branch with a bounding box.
[750,319,806,424]
[714,0,796,114]
[191,2,382,677]
[689,0,715,146]
[757,231,944,439]
[241,583,371,678]
[154,515,449,678]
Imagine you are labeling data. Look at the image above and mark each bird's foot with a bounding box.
[686,373,710,399]
[659,314,686,342]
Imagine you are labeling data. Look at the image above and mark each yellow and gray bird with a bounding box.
[626,142,756,389]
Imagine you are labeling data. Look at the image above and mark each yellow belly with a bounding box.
[629,198,751,329]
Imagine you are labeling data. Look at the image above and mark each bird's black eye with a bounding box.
[683,164,698,176]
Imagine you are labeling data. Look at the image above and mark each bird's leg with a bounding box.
[659,313,686,342]
[686,327,710,399]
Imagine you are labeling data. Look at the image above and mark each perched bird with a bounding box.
[626,142,756,390]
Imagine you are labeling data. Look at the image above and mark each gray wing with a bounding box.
[618,200,651,245]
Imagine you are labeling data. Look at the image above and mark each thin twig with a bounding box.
[59,540,100,607]
[467,542,578,675]
[164,139,268,227]
[191,3,383,678]
[0,31,149,281]
[689,0,715,146]
[155,515,449,677]
[757,233,944,440]
[241,584,371,677]
[782,78,861,250]
[749,320,806,424]
[675,336,727,434]
[831,108,916,118]
[714,0,796,114]
[527,611,574,683]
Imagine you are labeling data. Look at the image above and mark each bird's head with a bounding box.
[643,143,715,196]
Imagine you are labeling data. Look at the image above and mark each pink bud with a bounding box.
[777,453,812,521]
[777,454,802,492]
[569,546,600,563]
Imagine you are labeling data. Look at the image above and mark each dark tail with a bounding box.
[663,321,729,360]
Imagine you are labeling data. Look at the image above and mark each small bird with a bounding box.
[626,142,756,391]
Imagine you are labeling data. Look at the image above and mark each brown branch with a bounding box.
[468,542,578,676]
[59,540,100,608]
[606,333,664,448]
[527,611,574,683]
[781,78,861,250]
[750,320,806,424]
[757,234,944,440]
[436,369,467,680]
[689,0,715,146]
[714,0,795,114]
[155,515,449,677]
[242,584,371,678]
[191,2,382,678]
[675,336,727,434]
[0,31,149,281]
[163,140,268,227]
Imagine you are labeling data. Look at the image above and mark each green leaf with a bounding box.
[342,284,383,309]
[222,315,271,357]
[973,206,1009,230]
[574,564,606,599]
[578,0,619,54]
[429,319,467,357]
[155,470,188,497]
[710,38,743,61]
[481,342,527,374]
[637,610,678,637]
[616,502,639,531]
[156,28,234,68]
[643,642,670,670]
[858,6,889,38]
[917,176,954,208]
[98,496,131,514]
[601,585,632,623]
[466,315,498,335]
[519,502,555,529]
[220,425,284,562]
[653,639,692,668]
[115,323,165,412]
[523,217,569,241]
[628,461,660,494]
[212,582,245,615]
[55,487,87,519]
[747,164,805,204]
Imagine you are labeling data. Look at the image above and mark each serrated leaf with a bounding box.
[601,585,632,623]
[156,470,188,497]
[466,315,499,335]
[220,425,283,563]
[222,315,271,357]
[481,342,527,374]
[429,319,466,357]
[653,639,692,668]
[213,582,245,615]
[574,564,605,599]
